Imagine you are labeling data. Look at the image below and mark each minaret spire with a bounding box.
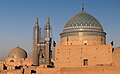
[82,4,84,11]
[34,16,39,43]
[32,16,40,66]
[45,16,51,64]
[46,16,50,28]
[36,16,38,24]
[45,16,50,42]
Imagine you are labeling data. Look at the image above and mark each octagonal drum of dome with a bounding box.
[8,47,27,58]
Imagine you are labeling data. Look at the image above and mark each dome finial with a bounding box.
[82,4,84,11]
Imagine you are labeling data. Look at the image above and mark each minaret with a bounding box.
[45,16,51,64]
[34,16,39,43]
[32,17,40,66]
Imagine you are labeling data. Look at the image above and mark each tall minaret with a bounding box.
[34,17,39,43]
[45,16,51,64]
[32,17,40,66]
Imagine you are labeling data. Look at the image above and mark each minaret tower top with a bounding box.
[36,16,38,24]
[45,16,50,42]
[34,16,39,44]
[44,16,51,64]
[46,16,50,28]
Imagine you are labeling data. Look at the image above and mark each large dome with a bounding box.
[64,11,103,32]
[8,47,27,58]
[60,9,106,45]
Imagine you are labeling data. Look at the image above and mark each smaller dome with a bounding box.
[8,47,27,58]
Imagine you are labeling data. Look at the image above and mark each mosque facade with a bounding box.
[55,7,112,68]
[0,5,120,74]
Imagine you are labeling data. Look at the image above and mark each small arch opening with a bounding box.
[10,60,14,62]
[83,59,88,66]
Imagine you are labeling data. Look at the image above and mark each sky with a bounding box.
[0,0,120,59]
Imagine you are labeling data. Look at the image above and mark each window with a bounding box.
[15,66,22,69]
[84,41,87,45]
[83,59,88,66]
[42,54,44,58]
[31,70,36,74]
[56,58,58,60]
[10,60,14,62]
[3,65,7,70]
[84,43,87,45]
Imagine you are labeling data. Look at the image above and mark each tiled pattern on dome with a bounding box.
[64,11,103,30]
[61,31,105,38]
[63,28,103,33]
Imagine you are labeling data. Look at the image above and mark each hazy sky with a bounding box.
[0,0,120,58]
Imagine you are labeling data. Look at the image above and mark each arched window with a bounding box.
[83,59,88,66]
[10,60,14,62]
[84,43,87,45]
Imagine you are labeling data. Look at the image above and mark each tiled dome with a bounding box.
[64,11,103,32]
[8,47,27,58]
